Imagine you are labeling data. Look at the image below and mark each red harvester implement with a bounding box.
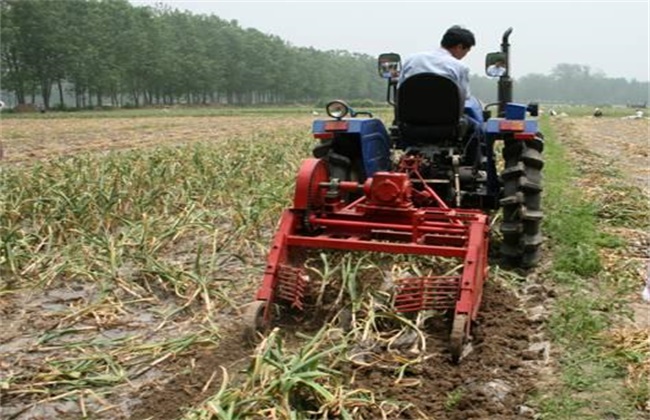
[247,157,489,362]
[245,27,544,364]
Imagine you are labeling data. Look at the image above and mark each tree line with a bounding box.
[483,63,648,106]
[1,0,647,109]
[0,0,383,109]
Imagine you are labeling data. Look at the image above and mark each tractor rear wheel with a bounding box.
[312,137,365,201]
[499,135,544,268]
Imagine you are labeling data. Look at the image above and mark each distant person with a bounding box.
[643,262,650,302]
[380,62,392,78]
[487,59,506,77]
[381,63,399,79]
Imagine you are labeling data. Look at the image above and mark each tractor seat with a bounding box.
[397,73,468,144]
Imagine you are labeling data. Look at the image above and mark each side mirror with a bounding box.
[485,52,507,78]
[378,53,401,79]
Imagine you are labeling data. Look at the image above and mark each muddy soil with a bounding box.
[129,269,548,420]
[128,324,253,420]
[0,279,232,419]
[349,280,543,419]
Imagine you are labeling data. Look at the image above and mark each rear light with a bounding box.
[499,120,525,131]
[324,120,349,131]
[514,133,536,140]
[313,132,334,139]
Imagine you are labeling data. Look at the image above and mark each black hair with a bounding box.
[441,25,476,49]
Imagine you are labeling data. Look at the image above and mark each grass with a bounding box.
[532,116,649,418]
[1,133,308,284]
[444,388,464,411]
[184,327,376,419]
[184,251,448,419]
[0,105,391,120]
[0,121,315,414]
[2,107,647,418]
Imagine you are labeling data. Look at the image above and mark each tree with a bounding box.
[4,1,644,109]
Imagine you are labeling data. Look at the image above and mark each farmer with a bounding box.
[398,25,483,129]
[398,25,475,99]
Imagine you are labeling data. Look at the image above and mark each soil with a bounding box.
[126,266,547,420]
[128,324,253,420]
[0,114,315,165]
[1,113,647,419]
[564,116,649,194]
[348,280,542,419]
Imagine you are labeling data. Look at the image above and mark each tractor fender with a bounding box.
[312,118,391,177]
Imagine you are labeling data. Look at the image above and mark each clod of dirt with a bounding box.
[524,341,551,364]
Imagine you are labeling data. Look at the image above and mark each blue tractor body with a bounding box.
[312,118,391,177]
[310,27,544,267]
[245,28,545,360]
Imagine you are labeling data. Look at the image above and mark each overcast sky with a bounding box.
[131,1,649,82]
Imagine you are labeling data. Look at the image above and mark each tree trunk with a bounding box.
[57,80,65,108]
[41,79,51,109]
[16,87,25,105]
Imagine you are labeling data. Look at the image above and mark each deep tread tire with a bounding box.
[499,135,544,267]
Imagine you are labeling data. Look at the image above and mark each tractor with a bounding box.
[245,28,544,362]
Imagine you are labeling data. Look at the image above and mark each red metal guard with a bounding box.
[254,158,490,328]
[394,276,461,312]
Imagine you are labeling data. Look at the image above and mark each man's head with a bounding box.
[441,26,475,60]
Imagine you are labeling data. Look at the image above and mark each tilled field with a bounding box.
[0,114,315,165]
[1,112,647,419]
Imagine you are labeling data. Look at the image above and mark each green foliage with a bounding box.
[540,118,603,276]
[0,0,384,109]
[444,388,464,411]
[0,130,311,286]
[186,327,377,419]
[473,70,649,106]
[548,293,610,343]
[532,117,646,418]
[3,0,646,109]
